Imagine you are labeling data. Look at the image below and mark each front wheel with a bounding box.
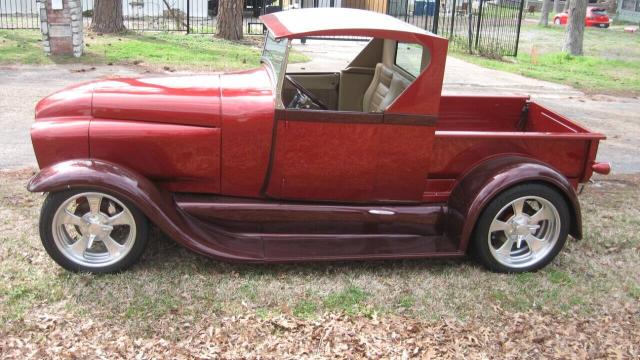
[39,189,149,273]
[472,184,570,273]
[554,18,561,25]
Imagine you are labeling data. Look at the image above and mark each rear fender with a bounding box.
[446,156,582,252]
[27,159,262,261]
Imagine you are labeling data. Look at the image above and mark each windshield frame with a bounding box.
[261,31,290,109]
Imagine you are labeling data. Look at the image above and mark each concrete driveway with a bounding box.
[1,41,639,173]
[0,65,140,168]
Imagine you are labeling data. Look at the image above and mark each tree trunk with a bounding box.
[563,0,571,12]
[553,0,562,13]
[217,0,243,41]
[563,0,587,55]
[91,0,125,33]
[162,0,190,31]
[538,0,552,26]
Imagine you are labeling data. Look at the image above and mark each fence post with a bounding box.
[186,0,190,34]
[474,0,483,49]
[514,0,525,56]
[449,0,457,39]
[432,0,439,33]
[467,1,473,52]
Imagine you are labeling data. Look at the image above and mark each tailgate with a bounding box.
[526,102,607,182]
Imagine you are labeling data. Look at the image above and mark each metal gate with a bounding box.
[434,0,525,57]
[0,0,39,29]
[0,0,524,57]
[245,0,525,56]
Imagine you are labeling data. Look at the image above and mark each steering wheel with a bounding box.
[285,75,328,110]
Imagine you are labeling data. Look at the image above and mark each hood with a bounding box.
[92,75,223,127]
[35,80,96,119]
[35,66,274,128]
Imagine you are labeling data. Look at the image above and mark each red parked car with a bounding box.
[554,7,611,28]
[28,9,610,274]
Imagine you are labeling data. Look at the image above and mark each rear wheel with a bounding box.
[473,184,570,273]
[554,18,561,25]
[39,189,149,273]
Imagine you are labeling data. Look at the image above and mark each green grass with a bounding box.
[293,299,318,318]
[0,29,309,70]
[454,24,640,96]
[323,285,370,316]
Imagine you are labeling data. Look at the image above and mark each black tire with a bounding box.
[39,189,149,273]
[472,183,570,273]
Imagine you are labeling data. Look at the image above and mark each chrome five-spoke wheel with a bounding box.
[40,190,148,273]
[473,184,570,273]
[488,196,560,269]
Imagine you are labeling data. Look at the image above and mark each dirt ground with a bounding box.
[0,168,638,358]
[1,40,638,172]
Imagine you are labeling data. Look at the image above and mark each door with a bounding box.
[264,109,436,202]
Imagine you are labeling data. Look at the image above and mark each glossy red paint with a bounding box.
[592,162,611,175]
[385,36,447,116]
[28,160,263,261]
[35,81,93,119]
[90,120,222,193]
[28,160,460,261]
[426,96,604,201]
[176,193,458,259]
[445,156,583,252]
[92,76,222,128]
[31,119,90,169]
[219,66,276,197]
[28,9,608,264]
[554,7,610,27]
[266,110,435,202]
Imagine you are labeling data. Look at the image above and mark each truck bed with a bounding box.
[438,95,595,134]
[424,96,606,202]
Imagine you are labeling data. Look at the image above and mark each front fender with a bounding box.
[27,159,262,262]
[446,156,582,252]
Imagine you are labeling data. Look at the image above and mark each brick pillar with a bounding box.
[38,0,84,57]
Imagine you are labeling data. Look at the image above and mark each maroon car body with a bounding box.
[28,9,609,273]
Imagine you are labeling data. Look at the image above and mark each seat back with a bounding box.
[362,63,412,113]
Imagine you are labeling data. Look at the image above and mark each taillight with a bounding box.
[592,162,611,175]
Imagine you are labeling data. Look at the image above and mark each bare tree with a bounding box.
[538,0,552,26]
[563,0,571,12]
[217,0,243,41]
[91,0,125,33]
[563,0,587,55]
[553,0,562,13]
[162,0,190,31]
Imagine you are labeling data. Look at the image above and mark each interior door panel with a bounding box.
[339,67,374,111]
[282,73,340,110]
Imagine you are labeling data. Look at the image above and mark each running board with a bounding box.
[175,194,460,260]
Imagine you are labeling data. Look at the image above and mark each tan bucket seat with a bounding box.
[362,63,412,113]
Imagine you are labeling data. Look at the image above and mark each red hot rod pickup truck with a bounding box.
[28,9,610,273]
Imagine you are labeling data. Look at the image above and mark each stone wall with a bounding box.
[38,0,83,57]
